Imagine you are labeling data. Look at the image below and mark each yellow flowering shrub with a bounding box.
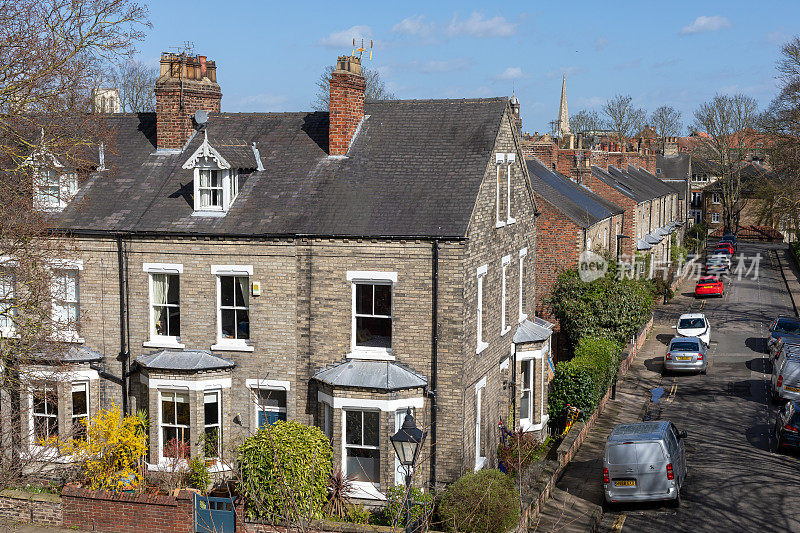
[67,405,148,491]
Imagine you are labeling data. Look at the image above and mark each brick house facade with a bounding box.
[7,52,551,499]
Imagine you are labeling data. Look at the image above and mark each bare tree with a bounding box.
[0,0,149,488]
[602,94,646,150]
[313,65,396,111]
[692,94,759,232]
[570,109,606,134]
[112,60,157,112]
[650,105,683,139]
[760,36,800,240]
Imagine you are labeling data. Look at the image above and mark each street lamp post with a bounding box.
[390,408,427,533]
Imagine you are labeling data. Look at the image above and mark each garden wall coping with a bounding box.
[0,488,62,504]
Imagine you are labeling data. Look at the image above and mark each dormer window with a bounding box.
[183,131,241,215]
[34,169,77,211]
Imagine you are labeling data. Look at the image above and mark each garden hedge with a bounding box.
[438,469,520,533]
[548,336,622,428]
[238,420,332,522]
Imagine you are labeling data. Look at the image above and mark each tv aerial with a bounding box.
[352,38,373,61]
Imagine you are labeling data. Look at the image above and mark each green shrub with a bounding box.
[438,470,520,533]
[186,455,211,492]
[791,242,800,266]
[347,504,371,524]
[548,337,622,428]
[497,430,549,477]
[238,420,332,522]
[548,269,654,350]
[378,485,434,527]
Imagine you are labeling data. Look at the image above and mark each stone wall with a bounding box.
[0,489,62,527]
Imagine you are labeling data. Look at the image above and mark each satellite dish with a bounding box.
[194,109,208,125]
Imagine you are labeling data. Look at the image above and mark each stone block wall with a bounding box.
[0,489,62,527]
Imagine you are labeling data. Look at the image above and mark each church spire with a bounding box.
[556,74,570,136]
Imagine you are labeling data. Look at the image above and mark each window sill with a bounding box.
[143,339,185,349]
[191,210,227,218]
[348,481,387,501]
[51,332,84,344]
[474,456,487,472]
[495,220,506,229]
[347,348,395,361]
[148,458,188,472]
[520,415,550,432]
[501,326,511,336]
[518,313,528,324]
[476,341,489,355]
[211,340,254,352]
[506,216,517,225]
[22,448,75,464]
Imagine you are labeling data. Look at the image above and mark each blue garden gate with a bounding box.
[194,493,236,533]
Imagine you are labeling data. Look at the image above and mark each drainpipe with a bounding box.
[116,235,129,415]
[429,239,439,488]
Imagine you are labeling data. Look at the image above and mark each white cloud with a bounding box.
[766,29,790,45]
[679,15,731,35]
[495,67,525,81]
[593,37,609,51]
[319,25,373,49]
[392,15,435,37]
[446,12,517,39]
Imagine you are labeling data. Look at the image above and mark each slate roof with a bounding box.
[50,98,510,239]
[32,345,103,363]
[656,154,691,180]
[136,349,235,371]
[513,317,554,344]
[702,162,772,196]
[590,164,675,204]
[312,359,427,391]
[527,159,623,228]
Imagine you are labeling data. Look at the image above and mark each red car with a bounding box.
[695,275,724,298]
[716,242,734,255]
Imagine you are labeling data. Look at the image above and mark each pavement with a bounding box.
[533,242,800,533]
[0,524,77,533]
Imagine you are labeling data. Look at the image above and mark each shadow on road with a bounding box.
[656,333,674,346]
[745,337,767,354]
[644,356,664,374]
[746,423,773,452]
[746,357,772,374]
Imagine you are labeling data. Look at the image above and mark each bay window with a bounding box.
[520,360,533,423]
[160,391,190,459]
[204,391,221,459]
[344,410,380,485]
[71,383,89,441]
[32,384,58,444]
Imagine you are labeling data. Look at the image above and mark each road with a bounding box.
[607,242,800,532]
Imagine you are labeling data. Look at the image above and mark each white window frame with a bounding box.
[343,409,382,490]
[158,389,191,462]
[203,390,221,459]
[51,268,81,342]
[249,381,289,430]
[0,266,16,337]
[712,193,721,204]
[501,255,511,335]
[474,377,487,470]
[347,271,397,360]
[71,382,89,441]
[30,383,59,448]
[712,213,720,223]
[506,153,516,224]
[34,169,77,212]
[519,360,533,427]
[495,153,506,228]
[192,166,240,215]
[518,248,527,323]
[144,263,184,349]
[476,265,489,354]
[211,265,254,352]
[195,166,224,211]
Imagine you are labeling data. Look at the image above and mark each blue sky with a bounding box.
[137,0,799,134]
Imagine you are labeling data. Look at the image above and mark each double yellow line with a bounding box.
[665,382,678,404]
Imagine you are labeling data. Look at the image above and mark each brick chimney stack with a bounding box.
[155,53,222,150]
[329,55,365,156]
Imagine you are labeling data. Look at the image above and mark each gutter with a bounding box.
[48,228,469,242]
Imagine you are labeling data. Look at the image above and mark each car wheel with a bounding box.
[701,365,707,375]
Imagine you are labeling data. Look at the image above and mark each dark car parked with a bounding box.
[768,316,800,355]
[720,233,738,253]
[774,401,800,451]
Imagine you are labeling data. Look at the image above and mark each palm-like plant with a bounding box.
[324,465,354,519]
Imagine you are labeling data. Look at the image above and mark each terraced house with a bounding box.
[3,51,553,500]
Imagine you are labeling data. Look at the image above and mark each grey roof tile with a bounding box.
[312,359,427,391]
[137,349,235,371]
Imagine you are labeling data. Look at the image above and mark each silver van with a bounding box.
[603,421,687,506]
[771,342,800,403]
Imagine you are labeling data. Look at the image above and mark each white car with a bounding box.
[674,313,711,346]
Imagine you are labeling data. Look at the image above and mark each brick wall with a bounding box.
[61,485,193,533]
[329,57,365,156]
[0,489,62,527]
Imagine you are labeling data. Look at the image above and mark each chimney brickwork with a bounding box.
[155,53,222,150]
[329,55,366,156]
